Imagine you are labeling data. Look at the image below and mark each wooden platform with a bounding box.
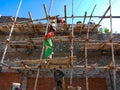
[15,56,76,69]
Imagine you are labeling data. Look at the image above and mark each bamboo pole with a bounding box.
[64,5,67,24]
[83,12,87,24]
[28,11,38,33]
[34,1,53,90]
[85,4,97,90]
[1,0,23,64]
[70,0,74,85]
[109,0,116,90]
[92,5,111,30]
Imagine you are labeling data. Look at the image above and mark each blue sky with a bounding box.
[0,0,120,33]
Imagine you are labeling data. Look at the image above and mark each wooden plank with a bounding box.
[15,56,76,65]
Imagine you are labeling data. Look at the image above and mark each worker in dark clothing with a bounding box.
[53,69,65,90]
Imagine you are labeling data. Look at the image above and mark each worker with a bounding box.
[50,16,57,31]
[11,83,21,90]
[88,20,95,24]
[53,69,65,90]
[44,29,54,59]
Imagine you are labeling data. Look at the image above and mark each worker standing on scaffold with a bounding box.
[44,30,54,59]
[44,17,57,59]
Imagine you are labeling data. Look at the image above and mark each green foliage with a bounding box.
[104,27,110,34]
[98,27,110,34]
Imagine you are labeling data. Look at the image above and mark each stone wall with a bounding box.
[0,34,120,90]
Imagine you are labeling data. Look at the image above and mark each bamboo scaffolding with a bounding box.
[0,1,120,90]
[0,23,99,33]
[0,15,120,27]
[7,35,120,50]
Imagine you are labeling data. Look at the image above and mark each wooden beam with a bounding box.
[15,56,76,65]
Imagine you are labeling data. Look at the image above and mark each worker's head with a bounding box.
[44,31,54,40]
[48,31,54,38]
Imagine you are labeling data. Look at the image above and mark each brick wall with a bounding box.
[27,77,107,90]
[0,72,21,90]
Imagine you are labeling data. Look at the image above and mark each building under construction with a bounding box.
[0,0,120,90]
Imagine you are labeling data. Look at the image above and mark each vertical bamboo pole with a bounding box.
[64,5,67,24]
[34,1,53,90]
[85,5,96,90]
[70,0,74,85]
[109,0,116,90]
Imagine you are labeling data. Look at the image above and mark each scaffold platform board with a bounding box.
[14,56,76,69]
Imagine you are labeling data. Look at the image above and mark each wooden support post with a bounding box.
[64,5,67,24]
[83,12,87,25]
